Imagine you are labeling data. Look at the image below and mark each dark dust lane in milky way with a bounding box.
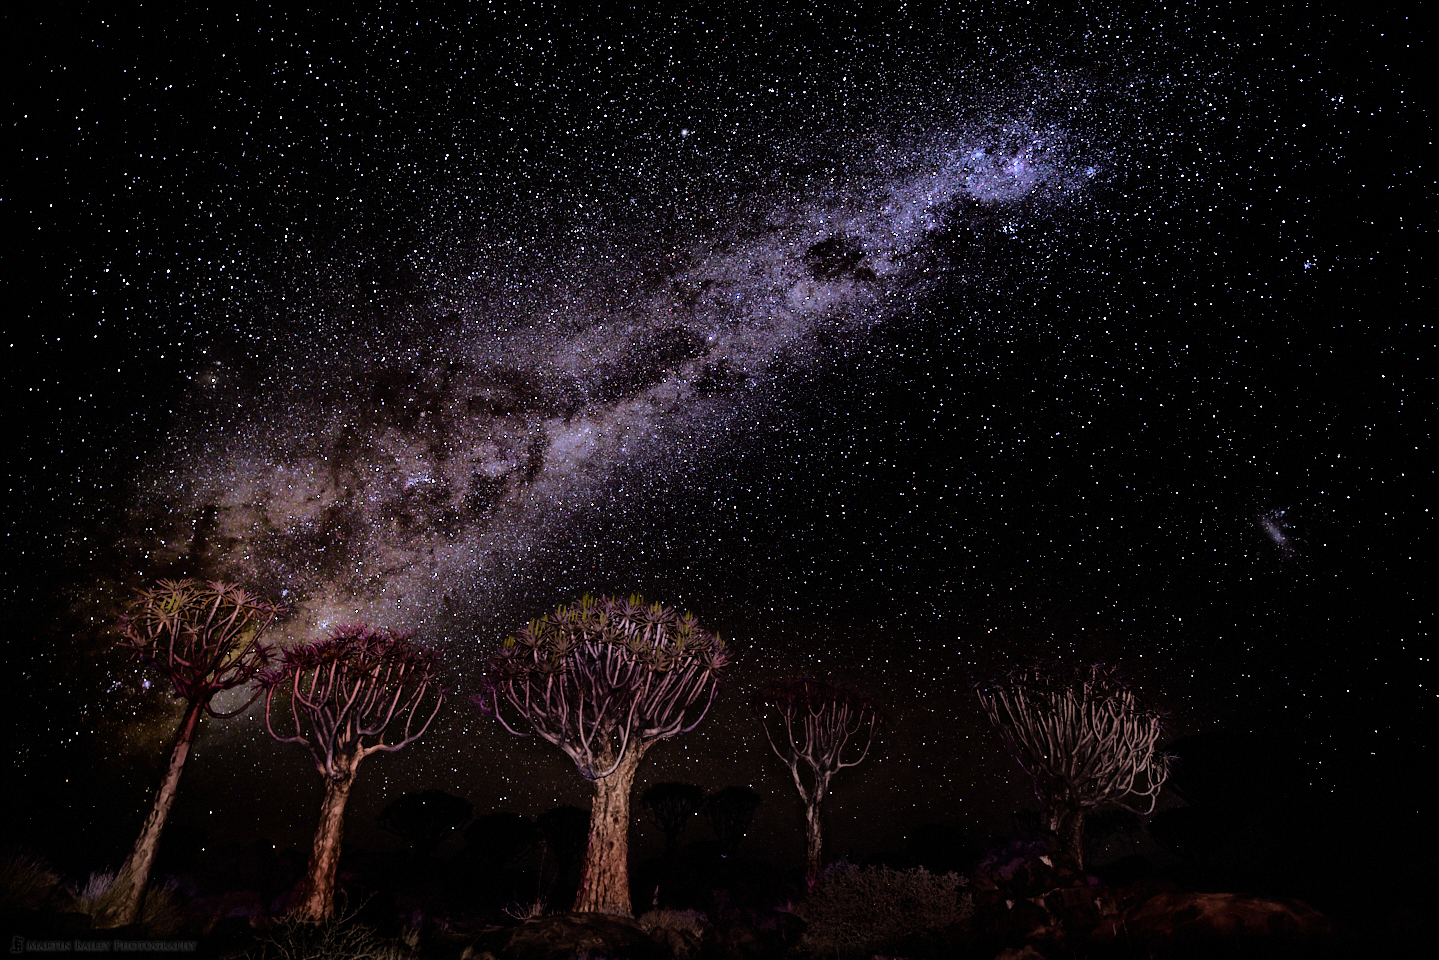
[122,89,1113,651]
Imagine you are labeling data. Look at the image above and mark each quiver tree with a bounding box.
[378,790,474,858]
[262,624,445,921]
[98,579,283,927]
[641,782,705,858]
[703,785,762,857]
[757,677,885,891]
[472,593,731,916]
[973,661,1169,870]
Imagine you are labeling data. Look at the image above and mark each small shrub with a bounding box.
[136,880,190,937]
[799,863,972,959]
[0,853,64,912]
[71,871,121,922]
[246,910,412,960]
[502,896,548,920]
[72,870,117,907]
[71,873,188,936]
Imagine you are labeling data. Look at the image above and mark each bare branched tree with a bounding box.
[756,677,885,891]
[973,661,1169,870]
[641,782,705,858]
[703,785,762,857]
[97,579,283,928]
[472,593,731,916]
[262,624,445,922]
[377,789,474,859]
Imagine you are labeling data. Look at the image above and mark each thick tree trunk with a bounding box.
[803,792,825,892]
[1045,804,1087,871]
[292,772,356,922]
[94,697,205,928]
[573,741,649,916]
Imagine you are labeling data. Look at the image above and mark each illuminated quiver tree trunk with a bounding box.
[97,579,283,928]
[756,677,885,892]
[261,624,445,922]
[973,661,1170,870]
[473,593,730,916]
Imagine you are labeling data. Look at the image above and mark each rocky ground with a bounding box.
[0,837,1383,959]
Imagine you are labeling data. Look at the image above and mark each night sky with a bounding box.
[4,1,1426,912]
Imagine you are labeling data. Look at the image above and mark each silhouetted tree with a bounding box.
[97,579,283,927]
[378,790,473,858]
[473,594,730,915]
[1085,807,1143,861]
[1012,808,1042,835]
[1148,731,1290,879]
[703,786,762,857]
[536,805,592,871]
[465,812,542,868]
[974,661,1169,870]
[535,804,592,902]
[262,624,445,921]
[642,783,705,858]
[757,677,885,890]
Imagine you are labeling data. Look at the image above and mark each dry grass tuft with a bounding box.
[0,853,64,912]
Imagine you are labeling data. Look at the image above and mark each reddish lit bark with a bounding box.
[262,624,444,922]
[93,698,203,928]
[292,769,356,923]
[574,740,651,915]
[803,794,825,891]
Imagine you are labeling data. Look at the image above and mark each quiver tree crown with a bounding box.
[261,624,446,779]
[472,593,732,779]
[118,578,285,714]
[972,660,1170,816]
[755,676,888,786]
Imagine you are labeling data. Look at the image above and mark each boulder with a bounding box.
[1091,892,1335,958]
[188,889,267,932]
[637,909,709,960]
[995,946,1046,960]
[196,915,260,959]
[705,909,806,960]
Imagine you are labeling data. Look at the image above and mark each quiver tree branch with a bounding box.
[96,579,285,928]
[261,624,445,921]
[973,660,1170,870]
[118,578,284,716]
[756,676,885,891]
[471,593,731,916]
